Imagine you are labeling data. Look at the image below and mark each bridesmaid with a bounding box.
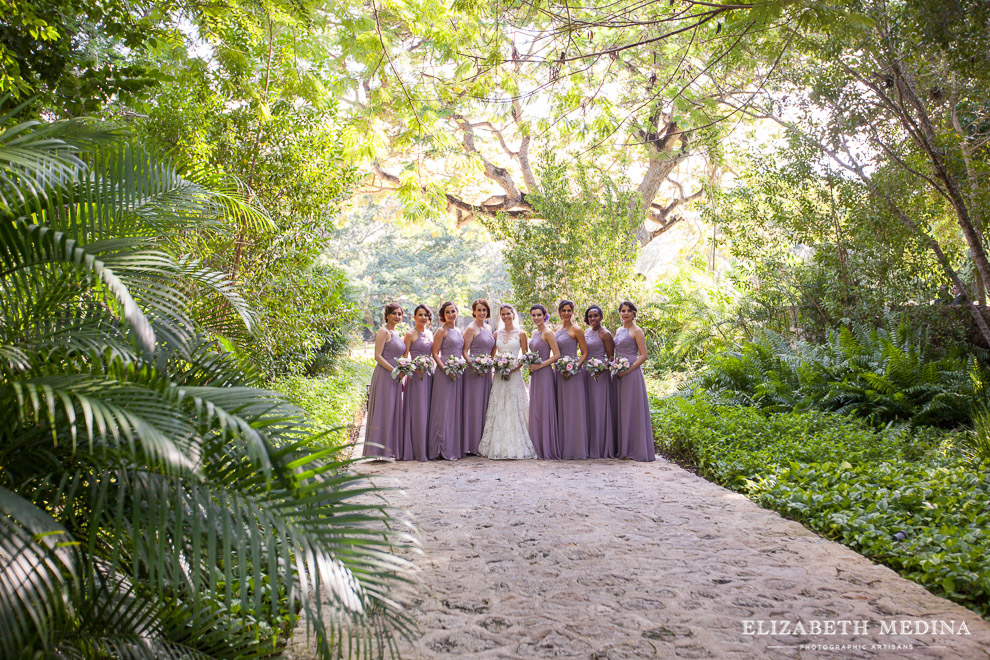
[584,305,616,459]
[462,299,495,455]
[528,304,562,459]
[614,301,656,462]
[555,299,590,459]
[430,301,465,460]
[401,304,434,461]
[363,302,405,459]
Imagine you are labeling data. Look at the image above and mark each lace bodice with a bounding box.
[409,330,433,358]
[495,329,522,356]
[555,326,580,358]
[584,328,609,360]
[614,326,641,362]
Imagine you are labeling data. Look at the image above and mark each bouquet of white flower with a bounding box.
[469,353,494,376]
[609,356,631,377]
[412,354,435,379]
[442,355,468,377]
[584,357,609,381]
[391,356,416,381]
[521,350,543,367]
[557,355,580,380]
[493,352,517,380]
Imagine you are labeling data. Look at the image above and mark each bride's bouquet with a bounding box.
[609,356,631,377]
[442,355,467,377]
[412,354,435,379]
[493,352,517,381]
[469,353,494,376]
[557,355,580,380]
[522,351,543,368]
[390,356,416,381]
[584,357,609,381]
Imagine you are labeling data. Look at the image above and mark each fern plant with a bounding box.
[696,318,987,428]
[0,104,415,658]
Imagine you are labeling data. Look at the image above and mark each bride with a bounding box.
[478,305,538,460]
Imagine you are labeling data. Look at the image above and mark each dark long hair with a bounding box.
[584,304,603,325]
[438,301,457,324]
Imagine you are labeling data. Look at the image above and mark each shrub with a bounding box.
[694,319,988,427]
[248,262,360,378]
[271,358,374,443]
[639,259,744,374]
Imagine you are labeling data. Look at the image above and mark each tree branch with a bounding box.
[453,115,525,206]
[371,161,532,225]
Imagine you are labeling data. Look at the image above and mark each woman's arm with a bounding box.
[373,328,393,371]
[618,327,649,377]
[432,327,447,366]
[543,331,562,367]
[601,329,615,361]
[462,326,476,361]
[512,332,529,373]
[631,327,648,371]
[402,331,415,359]
[572,326,590,367]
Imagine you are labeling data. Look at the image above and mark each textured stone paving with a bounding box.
[293,455,990,659]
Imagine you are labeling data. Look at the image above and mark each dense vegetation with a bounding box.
[0,114,414,657]
[694,321,987,427]
[272,359,375,440]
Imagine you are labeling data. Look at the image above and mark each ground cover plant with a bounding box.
[653,395,990,618]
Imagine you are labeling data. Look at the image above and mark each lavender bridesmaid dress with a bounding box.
[528,330,560,459]
[584,328,616,459]
[614,327,656,462]
[462,325,495,455]
[363,330,405,458]
[555,327,589,460]
[400,331,433,461]
[429,327,465,460]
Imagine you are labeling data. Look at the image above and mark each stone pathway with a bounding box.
[291,450,990,659]
[352,458,990,659]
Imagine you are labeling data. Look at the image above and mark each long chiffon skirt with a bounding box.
[528,367,560,459]
[401,372,432,461]
[615,367,655,462]
[363,365,403,458]
[462,369,493,454]
[429,372,463,460]
[586,372,616,458]
[556,370,589,459]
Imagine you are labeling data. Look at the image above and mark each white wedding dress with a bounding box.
[478,329,538,459]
